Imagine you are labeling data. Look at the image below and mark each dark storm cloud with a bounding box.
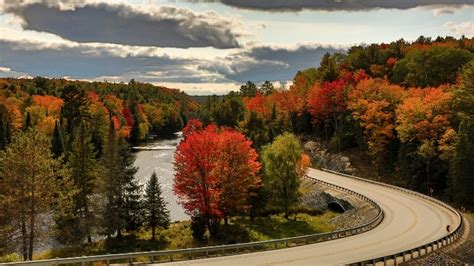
[200,45,342,83]
[2,1,241,48]
[193,0,473,11]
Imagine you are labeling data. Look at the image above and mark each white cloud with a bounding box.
[445,21,474,36]
[0,66,11,72]
[159,82,241,95]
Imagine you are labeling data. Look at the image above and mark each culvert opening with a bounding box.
[328,201,346,213]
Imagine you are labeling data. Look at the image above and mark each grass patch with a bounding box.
[26,211,337,261]
[214,212,336,245]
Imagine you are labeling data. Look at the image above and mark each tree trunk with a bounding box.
[20,185,28,261]
[426,160,431,184]
[152,226,156,241]
[85,200,92,243]
[28,176,35,261]
[284,187,289,219]
[333,113,341,152]
[21,211,27,261]
[207,218,219,239]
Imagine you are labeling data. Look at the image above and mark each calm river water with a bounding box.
[133,133,189,222]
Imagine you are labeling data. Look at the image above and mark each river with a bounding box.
[132,133,189,222]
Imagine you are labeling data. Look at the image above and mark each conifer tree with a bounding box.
[65,122,102,243]
[118,138,142,232]
[144,172,170,240]
[60,84,89,149]
[101,119,142,237]
[51,121,64,158]
[101,118,123,238]
[0,104,11,150]
[23,112,31,131]
[130,102,141,145]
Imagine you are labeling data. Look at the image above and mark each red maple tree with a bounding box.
[173,122,261,237]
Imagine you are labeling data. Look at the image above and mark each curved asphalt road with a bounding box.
[165,168,460,265]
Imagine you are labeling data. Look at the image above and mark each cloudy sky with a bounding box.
[0,0,472,95]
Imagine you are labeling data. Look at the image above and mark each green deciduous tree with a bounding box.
[212,93,245,128]
[391,46,472,87]
[261,133,309,219]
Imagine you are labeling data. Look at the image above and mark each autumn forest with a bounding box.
[0,36,473,261]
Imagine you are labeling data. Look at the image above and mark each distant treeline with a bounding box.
[0,77,198,146]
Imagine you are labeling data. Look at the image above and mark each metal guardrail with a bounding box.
[1,171,384,266]
[320,168,464,266]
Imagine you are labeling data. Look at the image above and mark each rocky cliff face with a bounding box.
[304,141,356,174]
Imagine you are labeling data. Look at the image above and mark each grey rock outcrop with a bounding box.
[304,141,356,174]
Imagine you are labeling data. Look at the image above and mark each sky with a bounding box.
[0,0,472,95]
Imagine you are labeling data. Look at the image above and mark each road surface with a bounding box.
[164,168,460,265]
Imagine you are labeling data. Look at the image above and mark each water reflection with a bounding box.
[133,133,189,222]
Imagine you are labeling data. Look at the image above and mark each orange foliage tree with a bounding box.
[348,78,406,169]
[32,95,63,116]
[396,87,455,182]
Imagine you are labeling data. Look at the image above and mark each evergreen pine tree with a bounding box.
[101,118,142,237]
[24,112,31,131]
[144,172,170,240]
[130,102,141,145]
[118,138,142,232]
[64,121,102,244]
[60,84,89,150]
[0,104,12,150]
[51,121,64,158]
[101,118,124,238]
